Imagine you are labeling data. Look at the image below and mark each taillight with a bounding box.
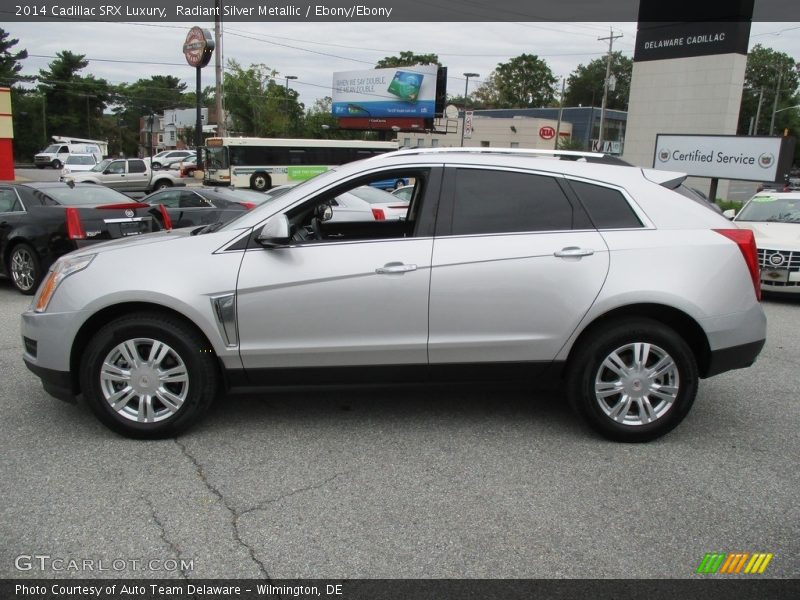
[95,202,149,210]
[159,204,172,230]
[65,207,86,240]
[371,208,385,221]
[714,229,761,301]
[240,202,256,210]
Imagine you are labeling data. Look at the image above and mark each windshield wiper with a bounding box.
[193,221,226,235]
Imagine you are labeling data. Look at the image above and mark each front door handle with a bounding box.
[376,262,417,274]
[554,247,594,258]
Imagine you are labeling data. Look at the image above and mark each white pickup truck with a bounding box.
[63,157,186,193]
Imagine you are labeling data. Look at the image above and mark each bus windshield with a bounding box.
[206,146,229,170]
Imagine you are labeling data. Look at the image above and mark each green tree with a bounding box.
[0,28,28,86]
[37,51,111,139]
[223,60,303,137]
[475,54,557,109]
[375,51,440,68]
[738,44,800,139]
[564,51,632,110]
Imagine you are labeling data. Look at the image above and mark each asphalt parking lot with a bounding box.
[0,277,798,580]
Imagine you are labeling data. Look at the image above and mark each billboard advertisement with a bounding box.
[332,65,439,119]
[653,134,796,182]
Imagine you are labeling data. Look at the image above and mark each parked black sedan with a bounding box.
[139,187,269,229]
[1,182,160,294]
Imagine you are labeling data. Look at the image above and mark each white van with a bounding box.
[34,142,103,169]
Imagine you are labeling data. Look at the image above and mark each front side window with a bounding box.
[450,169,574,235]
[105,161,125,175]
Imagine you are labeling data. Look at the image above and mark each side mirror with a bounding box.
[722,209,736,220]
[256,215,290,247]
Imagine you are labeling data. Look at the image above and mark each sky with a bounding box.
[6,21,800,109]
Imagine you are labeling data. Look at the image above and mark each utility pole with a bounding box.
[769,70,782,136]
[597,27,623,149]
[214,0,225,136]
[754,87,764,135]
[554,77,565,149]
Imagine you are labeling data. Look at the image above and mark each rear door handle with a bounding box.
[554,247,594,258]
[376,262,417,274]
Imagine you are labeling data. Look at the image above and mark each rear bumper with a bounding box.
[704,338,766,378]
[23,358,77,403]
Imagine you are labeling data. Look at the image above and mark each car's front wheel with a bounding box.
[566,318,698,442]
[80,313,219,438]
[51,159,62,170]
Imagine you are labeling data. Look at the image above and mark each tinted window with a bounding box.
[148,190,181,208]
[451,169,574,235]
[128,160,147,173]
[569,181,643,229]
[0,189,21,212]
[179,191,211,208]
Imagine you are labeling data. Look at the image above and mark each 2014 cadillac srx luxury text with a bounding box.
[21,148,766,441]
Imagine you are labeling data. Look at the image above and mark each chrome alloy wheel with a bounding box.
[10,247,36,291]
[99,338,189,423]
[594,342,680,426]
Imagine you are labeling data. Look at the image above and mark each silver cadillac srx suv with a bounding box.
[21,148,766,441]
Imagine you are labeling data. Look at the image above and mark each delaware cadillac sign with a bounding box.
[653,134,795,182]
[182,26,214,68]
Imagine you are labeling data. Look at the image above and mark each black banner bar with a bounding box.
[3,0,800,22]
[3,579,800,600]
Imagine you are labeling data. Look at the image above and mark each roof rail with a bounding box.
[368,146,631,165]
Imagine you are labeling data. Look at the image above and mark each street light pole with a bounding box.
[460,72,479,147]
[284,75,297,135]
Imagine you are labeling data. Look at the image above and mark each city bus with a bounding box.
[203,137,398,190]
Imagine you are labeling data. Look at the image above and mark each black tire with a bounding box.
[250,172,270,192]
[565,318,698,443]
[51,159,62,170]
[80,313,220,439]
[7,242,41,295]
[153,179,172,190]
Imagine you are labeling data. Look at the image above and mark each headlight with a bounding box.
[62,167,70,174]
[34,254,96,313]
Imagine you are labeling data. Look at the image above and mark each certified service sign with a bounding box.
[182,27,215,68]
[653,134,794,182]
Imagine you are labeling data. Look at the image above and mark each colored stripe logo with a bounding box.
[697,552,773,574]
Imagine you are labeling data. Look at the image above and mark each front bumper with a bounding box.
[23,358,77,403]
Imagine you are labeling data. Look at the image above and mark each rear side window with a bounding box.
[451,169,574,235]
[128,160,147,173]
[569,180,643,229]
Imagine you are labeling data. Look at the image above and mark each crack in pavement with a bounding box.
[143,495,196,588]
[174,437,272,580]
[239,471,350,518]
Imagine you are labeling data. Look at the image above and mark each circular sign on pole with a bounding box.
[183,26,215,69]
[539,126,556,140]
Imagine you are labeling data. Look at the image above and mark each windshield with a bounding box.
[66,155,96,165]
[737,196,800,223]
[91,159,112,172]
[42,144,60,153]
[44,185,131,206]
[205,146,229,170]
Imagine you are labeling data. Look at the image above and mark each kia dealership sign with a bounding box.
[653,134,796,182]
[539,126,555,140]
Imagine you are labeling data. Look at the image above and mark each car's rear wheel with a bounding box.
[566,318,698,442]
[80,313,219,438]
[8,243,41,295]
[250,172,270,191]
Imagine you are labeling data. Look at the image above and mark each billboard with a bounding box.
[653,134,796,182]
[332,65,439,119]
